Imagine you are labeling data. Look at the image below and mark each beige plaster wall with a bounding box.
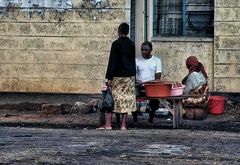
[152,40,214,91]
[214,0,240,92]
[134,0,144,56]
[0,0,130,93]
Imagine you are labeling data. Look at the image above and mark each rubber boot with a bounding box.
[132,111,138,124]
[148,99,159,124]
[148,109,156,124]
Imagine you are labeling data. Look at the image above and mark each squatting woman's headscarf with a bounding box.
[186,56,208,79]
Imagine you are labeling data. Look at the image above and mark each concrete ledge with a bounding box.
[0,92,239,106]
[0,92,101,105]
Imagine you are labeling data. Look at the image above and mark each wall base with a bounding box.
[0,92,101,105]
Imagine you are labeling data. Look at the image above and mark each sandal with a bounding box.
[105,127,112,130]
[96,127,105,130]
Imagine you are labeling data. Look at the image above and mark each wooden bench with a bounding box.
[140,94,209,128]
[138,96,188,129]
[136,85,184,128]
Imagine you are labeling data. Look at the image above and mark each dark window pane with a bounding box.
[186,0,214,36]
[187,11,214,36]
[154,0,214,37]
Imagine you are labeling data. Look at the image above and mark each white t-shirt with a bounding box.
[136,56,162,82]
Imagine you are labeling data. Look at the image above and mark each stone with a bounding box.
[40,104,63,115]
[68,101,92,114]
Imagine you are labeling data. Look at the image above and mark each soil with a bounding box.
[0,100,239,164]
[0,100,239,132]
[0,126,239,165]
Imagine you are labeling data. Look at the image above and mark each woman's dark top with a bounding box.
[105,37,136,80]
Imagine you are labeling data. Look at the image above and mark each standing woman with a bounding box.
[105,23,136,130]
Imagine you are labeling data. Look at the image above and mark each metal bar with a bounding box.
[153,0,158,36]
[130,0,136,42]
[182,0,187,35]
[144,0,148,41]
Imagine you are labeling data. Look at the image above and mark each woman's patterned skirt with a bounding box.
[111,76,137,114]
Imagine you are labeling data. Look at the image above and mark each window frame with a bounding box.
[153,0,214,38]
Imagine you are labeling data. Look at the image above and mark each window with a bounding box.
[153,0,214,37]
[130,0,136,42]
[0,0,72,9]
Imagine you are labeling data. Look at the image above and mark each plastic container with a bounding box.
[144,82,172,97]
[208,96,225,115]
[155,108,170,116]
[101,80,107,91]
[171,85,185,96]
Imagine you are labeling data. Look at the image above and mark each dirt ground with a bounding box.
[0,99,239,132]
[0,100,239,164]
[0,126,239,165]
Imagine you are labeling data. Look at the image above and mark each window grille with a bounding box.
[153,0,214,37]
[130,0,136,42]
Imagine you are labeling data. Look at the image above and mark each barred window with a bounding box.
[153,0,214,37]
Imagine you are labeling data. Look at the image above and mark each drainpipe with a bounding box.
[144,0,148,41]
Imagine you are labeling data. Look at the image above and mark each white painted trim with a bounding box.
[148,0,153,41]
[152,36,214,42]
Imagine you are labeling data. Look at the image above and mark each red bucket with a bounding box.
[208,96,225,115]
